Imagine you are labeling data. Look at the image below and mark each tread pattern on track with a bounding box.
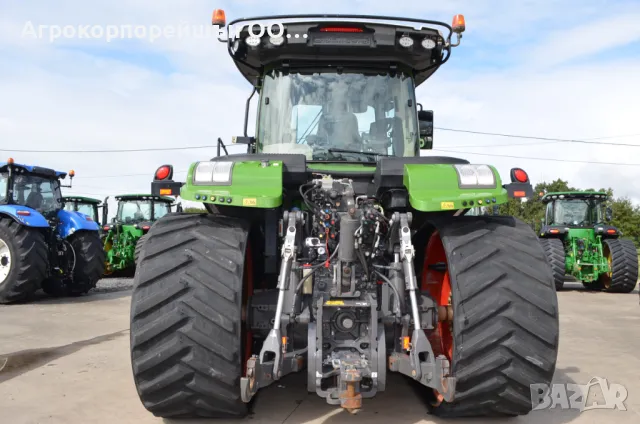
[130,213,250,418]
[602,238,638,293]
[430,216,560,417]
[539,238,566,290]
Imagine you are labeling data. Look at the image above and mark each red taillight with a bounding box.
[142,225,150,231]
[513,169,528,183]
[155,166,170,180]
[607,229,616,234]
[103,226,110,231]
[17,210,30,216]
[86,216,93,221]
[320,27,363,32]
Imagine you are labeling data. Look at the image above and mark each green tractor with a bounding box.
[102,194,179,276]
[62,196,108,228]
[129,11,560,418]
[538,191,638,292]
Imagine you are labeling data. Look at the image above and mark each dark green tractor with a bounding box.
[102,194,179,276]
[129,11,560,419]
[539,191,638,292]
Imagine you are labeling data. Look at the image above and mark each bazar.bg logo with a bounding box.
[530,377,628,412]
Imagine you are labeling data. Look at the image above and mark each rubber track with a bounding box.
[134,235,146,264]
[130,213,250,418]
[430,216,560,417]
[603,238,638,293]
[0,219,48,303]
[69,231,106,295]
[539,238,566,290]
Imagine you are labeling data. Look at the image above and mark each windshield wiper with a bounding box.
[327,148,391,159]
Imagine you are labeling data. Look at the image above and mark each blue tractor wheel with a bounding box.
[0,219,48,304]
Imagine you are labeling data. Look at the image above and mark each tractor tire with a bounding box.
[134,235,146,264]
[68,231,106,295]
[130,213,252,418]
[43,231,106,296]
[426,216,559,417]
[0,219,48,304]
[597,238,639,293]
[539,238,566,290]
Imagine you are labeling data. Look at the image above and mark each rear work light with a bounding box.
[510,168,529,183]
[154,165,173,180]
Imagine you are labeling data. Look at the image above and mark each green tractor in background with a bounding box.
[539,191,638,292]
[62,196,108,230]
[102,194,180,276]
[128,11,560,419]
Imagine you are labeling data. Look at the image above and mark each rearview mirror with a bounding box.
[418,110,433,149]
[605,206,612,221]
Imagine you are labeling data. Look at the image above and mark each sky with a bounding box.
[1,0,640,218]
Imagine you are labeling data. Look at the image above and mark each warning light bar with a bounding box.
[320,27,363,32]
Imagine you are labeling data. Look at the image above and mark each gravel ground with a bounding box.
[93,278,134,293]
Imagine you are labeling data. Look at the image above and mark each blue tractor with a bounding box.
[0,158,106,303]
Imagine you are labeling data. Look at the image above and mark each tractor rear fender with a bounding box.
[178,159,284,208]
[403,164,510,212]
[56,209,100,238]
[0,205,50,227]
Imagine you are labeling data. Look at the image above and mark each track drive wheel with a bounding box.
[539,238,566,291]
[596,238,638,293]
[423,216,560,417]
[130,213,253,418]
[0,219,48,303]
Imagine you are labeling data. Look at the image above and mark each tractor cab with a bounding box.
[0,158,69,219]
[63,196,103,225]
[220,13,449,159]
[540,191,617,238]
[107,194,177,230]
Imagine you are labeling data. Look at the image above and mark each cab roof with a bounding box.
[63,196,101,204]
[115,194,174,202]
[0,161,67,178]
[541,191,609,203]
[223,14,455,87]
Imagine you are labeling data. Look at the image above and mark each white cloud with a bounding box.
[0,0,639,219]
[522,11,640,68]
